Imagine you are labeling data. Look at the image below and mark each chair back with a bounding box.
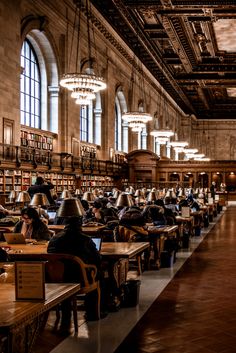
[10,253,98,293]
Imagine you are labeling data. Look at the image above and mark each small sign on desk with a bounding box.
[15,261,46,301]
[181,206,190,218]
[208,197,214,205]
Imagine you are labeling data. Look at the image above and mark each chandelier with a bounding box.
[122,55,152,132]
[150,129,174,144]
[122,112,152,132]
[184,148,198,154]
[59,0,106,105]
[169,141,188,148]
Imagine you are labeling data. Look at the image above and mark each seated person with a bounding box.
[0,204,9,219]
[80,199,95,224]
[29,205,49,224]
[164,197,179,215]
[118,208,149,241]
[0,204,19,218]
[14,207,51,241]
[91,200,105,223]
[187,194,200,212]
[47,216,106,327]
[142,203,167,225]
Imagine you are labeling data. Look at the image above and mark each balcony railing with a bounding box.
[0,143,128,177]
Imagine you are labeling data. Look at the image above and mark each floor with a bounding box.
[34,207,231,353]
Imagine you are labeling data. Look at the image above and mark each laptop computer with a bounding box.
[47,211,57,220]
[3,233,26,244]
[91,237,102,252]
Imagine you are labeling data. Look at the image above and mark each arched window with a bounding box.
[20,39,41,128]
[115,88,128,152]
[20,30,59,133]
[80,92,102,145]
[80,104,91,142]
[140,127,147,149]
[137,101,147,149]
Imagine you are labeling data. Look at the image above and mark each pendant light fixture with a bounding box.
[60,0,106,105]
[122,54,152,132]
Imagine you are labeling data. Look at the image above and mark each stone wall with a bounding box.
[0,0,235,160]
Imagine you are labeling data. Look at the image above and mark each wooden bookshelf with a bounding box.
[20,130,54,151]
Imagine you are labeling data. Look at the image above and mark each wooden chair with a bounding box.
[10,253,100,332]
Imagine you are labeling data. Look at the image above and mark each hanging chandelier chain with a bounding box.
[60,0,107,105]
[69,4,78,72]
[85,0,92,66]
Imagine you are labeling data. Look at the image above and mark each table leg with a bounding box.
[7,313,47,353]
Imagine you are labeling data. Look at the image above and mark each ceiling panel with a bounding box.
[91,0,236,119]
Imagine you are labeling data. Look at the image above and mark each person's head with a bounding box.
[81,199,90,211]
[187,194,194,202]
[93,201,102,211]
[21,207,40,225]
[35,176,44,185]
[64,216,83,227]
[155,199,165,207]
[120,209,145,227]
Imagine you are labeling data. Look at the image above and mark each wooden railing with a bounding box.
[0,143,128,177]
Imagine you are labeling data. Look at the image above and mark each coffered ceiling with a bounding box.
[91,0,236,120]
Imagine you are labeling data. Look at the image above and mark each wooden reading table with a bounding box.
[0,242,149,260]
[2,241,150,297]
[48,224,106,236]
[0,283,80,353]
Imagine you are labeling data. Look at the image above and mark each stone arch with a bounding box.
[21,16,59,133]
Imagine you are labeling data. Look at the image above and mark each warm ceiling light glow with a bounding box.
[150,130,174,138]
[169,141,188,148]
[193,154,205,159]
[195,157,210,161]
[184,148,198,154]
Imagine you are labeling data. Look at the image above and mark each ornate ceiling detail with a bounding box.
[91,0,236,119]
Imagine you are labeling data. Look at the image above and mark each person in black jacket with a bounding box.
[27,176,55,204]
[47,216,104,331]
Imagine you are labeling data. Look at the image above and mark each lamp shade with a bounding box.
[134,189,143,197]
[113,190,121,199]
[60,190,72,199]
[82,191,95,203]
[147,191,157,202]
[115,193,134,208]
[16,191,31,203]
[135,196,146,205]
[74,189,83,196]
[57,198,85,218]
[29,193,50,207]
[8,190,17,200]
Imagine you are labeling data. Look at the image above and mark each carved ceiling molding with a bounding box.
[91,0,236,119]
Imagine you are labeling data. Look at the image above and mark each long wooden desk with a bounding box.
[100,242,149,260]
[145,225,178,267]
[0,283,80,353]
[1,242,150,311]
[0,242,150,260]
[175,215,194,237]
[48,224,106,235]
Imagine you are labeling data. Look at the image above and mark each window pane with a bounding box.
[25,77,30,95]
[20,39,41,128]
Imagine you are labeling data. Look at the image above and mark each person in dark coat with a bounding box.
[28,176,55,204]
[47,216,104,329]
[14,207,51,241]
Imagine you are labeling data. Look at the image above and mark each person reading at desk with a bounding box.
[47,215,107,332]
[13,207,51,241]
